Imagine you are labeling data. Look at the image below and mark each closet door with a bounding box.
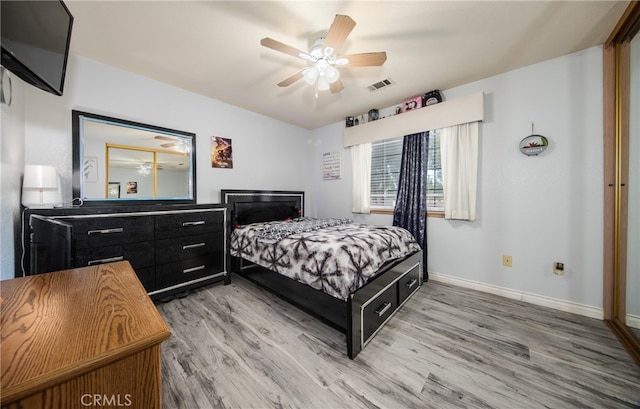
[624,32,639,350]
[603,2,640,365]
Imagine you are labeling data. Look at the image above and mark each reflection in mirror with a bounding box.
[627,33,639,341]
[72,111,196,205]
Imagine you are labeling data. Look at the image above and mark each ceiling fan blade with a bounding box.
[154,135,176,141]
[323,15,356,51]
[339,52,387,67]
[161,142,177,148]
[261,37,309,59]
[330,80,344,94]
[277,70,304,87]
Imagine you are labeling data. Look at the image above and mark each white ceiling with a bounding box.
[65,1,629,130]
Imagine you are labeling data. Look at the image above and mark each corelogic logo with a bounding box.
[81,394,132,407]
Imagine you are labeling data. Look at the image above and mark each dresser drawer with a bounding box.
[135,266,156,293]
[398,264,421,306]
[155,255,225,288]
[155,210,224,239]
[362,283,397,343]
[155,234,223,264]
[70,216,154,249]
[74,241,155,270]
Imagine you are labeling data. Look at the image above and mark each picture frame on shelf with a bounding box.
[403,96,422,112]
[423,89,443,106]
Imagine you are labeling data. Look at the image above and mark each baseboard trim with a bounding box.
[626,314,640,330]
[428,272,603,320]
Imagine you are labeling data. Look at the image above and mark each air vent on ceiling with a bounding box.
[368,78,394,91]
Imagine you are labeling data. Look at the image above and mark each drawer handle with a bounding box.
[87,256,124,265]
[405,278,418,289]
[87,228,124,235]
[182,221,205,227]
[183,242,206,250]
[183,265,205,274]
[375,302,393,317]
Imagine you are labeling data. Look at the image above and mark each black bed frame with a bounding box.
[222,189,423,359]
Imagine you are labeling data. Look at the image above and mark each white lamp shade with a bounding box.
[22,165,61,207]
[303,67,319,85]
[317,75,330,91]
[23,165,58,189]
[324,65,340,83]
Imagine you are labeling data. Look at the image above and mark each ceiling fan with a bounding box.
[154,135,190,153]
[260,14,387,96]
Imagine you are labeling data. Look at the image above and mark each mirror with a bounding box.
[72,110,196,205]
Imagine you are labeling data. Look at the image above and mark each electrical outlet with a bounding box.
[502,255,512,267]
[554,262,565,275]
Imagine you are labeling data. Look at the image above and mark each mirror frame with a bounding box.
[72,110,197,206]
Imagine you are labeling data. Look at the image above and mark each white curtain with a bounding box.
[350,143,372,214]
[440,122,479,221]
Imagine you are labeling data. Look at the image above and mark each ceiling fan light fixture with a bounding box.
[317,75,330,91]
[176,140,190,154]
[323,64,340,83]
[138,162,152,176]
[303,66,319,84]
[261,15,387,96]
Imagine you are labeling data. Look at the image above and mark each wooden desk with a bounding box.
[1,261,171,409]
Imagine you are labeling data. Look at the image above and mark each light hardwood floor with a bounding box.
[157,276,640,408]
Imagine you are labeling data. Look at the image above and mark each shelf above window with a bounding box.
[343,92,484,147]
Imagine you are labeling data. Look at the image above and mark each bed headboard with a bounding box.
[221,190,304,227]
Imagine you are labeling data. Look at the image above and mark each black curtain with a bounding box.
[393,131,429,280]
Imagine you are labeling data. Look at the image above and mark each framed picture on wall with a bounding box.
[83,157,98,183]
[108,182,120,198]
[211,136,233,168]
[126,181,137,194]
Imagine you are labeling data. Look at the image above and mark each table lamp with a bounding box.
[22,165,60,208]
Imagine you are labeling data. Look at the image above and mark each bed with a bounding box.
[222,189,423,359]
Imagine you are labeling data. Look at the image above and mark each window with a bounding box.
[370,138,402,208]
[370,130,443,213]
[426,129,443,211]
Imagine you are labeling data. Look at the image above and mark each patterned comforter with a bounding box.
[230,218,421,300]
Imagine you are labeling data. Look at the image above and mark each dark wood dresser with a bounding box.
[22,204,228,300]
[0,261,171,409]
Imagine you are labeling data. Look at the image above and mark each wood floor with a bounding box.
[156,275,640,409]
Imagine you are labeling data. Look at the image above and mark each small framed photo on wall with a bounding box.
[211,136,233,168]
[108,182,120,198]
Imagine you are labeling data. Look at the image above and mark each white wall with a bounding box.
[312,46,605,312]
[23,55,314,207]
[0,70,26,280]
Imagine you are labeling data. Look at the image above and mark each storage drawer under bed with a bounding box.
[362,283,397,342]
[352,252,422,355]
[398,263,421,306]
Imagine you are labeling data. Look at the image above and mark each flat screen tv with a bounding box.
[1,1,73,96]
